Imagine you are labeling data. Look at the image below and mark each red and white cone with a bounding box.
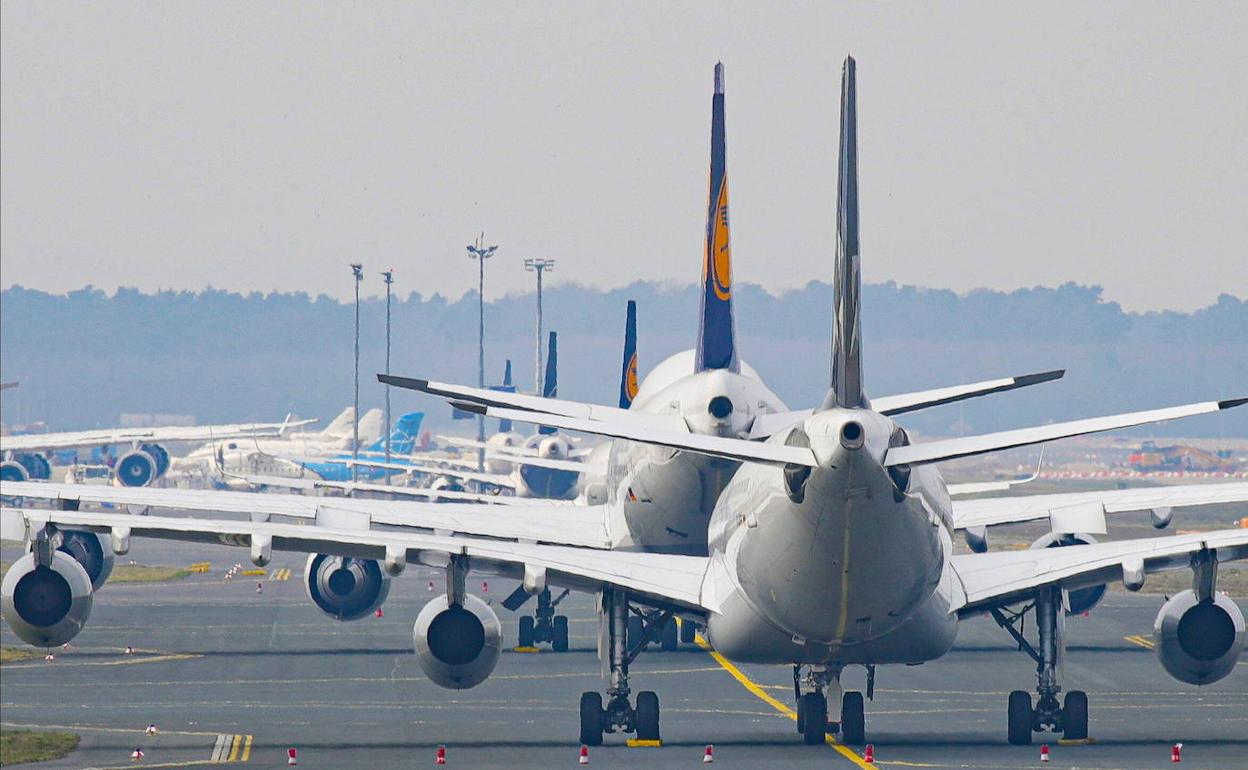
[256,582,263,593]
[578,744,589,764]
[1172,743,1183,763]
[482,581,488,593]
[427,580,435,592]
[125,645,134,655]
[375,607,384,618]
[1040,744,1050,762]
[287,747,298,765]
[436,745,447,765]
[44,653,55,662]
[145,723,158,736]
[864,744,875,764]
[131,747,144,761]
[702,744,714,763]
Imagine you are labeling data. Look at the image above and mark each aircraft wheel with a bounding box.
[553,615,569,652]
[1063,691,1088,741]
[1007,690,1033,746]
[660,616,678,651]
[841,691,866,745]
[627,615,646,650]
[518,615,535,647]
[679,619,697,644]
[635,691,661,742]
[799,692,827,745]
[579,691,603,746]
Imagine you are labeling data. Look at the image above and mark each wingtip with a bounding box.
[450,400,487,416]
[377,374,430,392]
[1217,397,1248,410]
[714,61,724,94]
[1015,369,1066,387]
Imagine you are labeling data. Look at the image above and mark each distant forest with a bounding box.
[2,282,1245,438]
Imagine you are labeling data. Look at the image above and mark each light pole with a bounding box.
[350,262,364,483]
[524,258,555,398]
[381,268,394,483]
[466,233,498,473]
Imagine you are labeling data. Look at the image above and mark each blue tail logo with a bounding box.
[368,412,423,454]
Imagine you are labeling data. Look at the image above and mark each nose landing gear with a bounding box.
[791,664,870,745]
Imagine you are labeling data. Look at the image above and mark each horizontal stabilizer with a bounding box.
[887,398,1246,467]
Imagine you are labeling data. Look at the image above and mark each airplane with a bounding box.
[294,412,425,482]
[0,414,317,486]
[3,58,1246,752]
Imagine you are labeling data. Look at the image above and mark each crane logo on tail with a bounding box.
[708,181,732,301]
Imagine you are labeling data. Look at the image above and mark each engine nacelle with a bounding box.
[115,449,158,487]
[0,459,30,482]
[1154,589,1245,686]
[1031,532,1106,615]
[139,443,170,478]
[16,453,52,480]
[1,551,94,647]
[303,554,389,621]
[57,530,114,591]
[413,594,502,690]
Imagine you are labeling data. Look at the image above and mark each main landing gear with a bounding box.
[792,664,871,745]
[516,588,571,652]
[992,586,1089,746]
[579,589,673,746]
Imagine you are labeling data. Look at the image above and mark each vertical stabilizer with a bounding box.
[826,56,866,409]
[619,300,639,409]
[498,360,514,434]
[319,407,356,440]
[695,62,739,373]
[539,332,558,434]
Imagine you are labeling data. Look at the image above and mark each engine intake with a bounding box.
[1153,589,1245,685]
[57,530,114,591]
[1,551,94,647]
[115,449,158,487]
[304,554,389,621]
[1030,532,1105,615]
[413,594,502,689]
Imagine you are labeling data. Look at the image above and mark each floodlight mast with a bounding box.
[350,263,364,482]
[381,268,395,482]
[524,259,555,399]
[467,234,498,474]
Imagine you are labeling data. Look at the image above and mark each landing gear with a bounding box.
[798,692,827,745]
[791,664,865,745]
[840,691,866,745]
[993,586,1091,746]
[578,589,671,745]
[679,619,698,644]
[515,588,570,651]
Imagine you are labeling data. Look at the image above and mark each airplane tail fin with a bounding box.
[619,300,639,409]
[695,62,739,374]
[498,360,514,434]
[823,56,866,409]
[539,332,558,435]
[368,412,424,454]
[319,407,356,440]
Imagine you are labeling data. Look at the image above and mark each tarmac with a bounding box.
[2,535,1246,769]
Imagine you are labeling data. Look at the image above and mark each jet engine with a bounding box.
[140,443,171,478]
[1,550,94,647]
[57,530,114,590]
[1,453,52,482]
[115,449,158,487]
[1153,589,1245,685]
[0,460,29,482]
[303,554,389,621]
[412,594,502,689]
[1031,533,1105,615]
[518,435,579,499]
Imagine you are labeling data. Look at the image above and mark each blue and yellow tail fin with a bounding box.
[539,332,558,434]
[619,300,639,409]
[695,62,739,373]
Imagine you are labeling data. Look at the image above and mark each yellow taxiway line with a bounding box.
[692,632,874,769]
[1124,634,1155,650]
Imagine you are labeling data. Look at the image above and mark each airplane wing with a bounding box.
[1,419,319,453]
[951,529,1248,616]
[237,474,560,506]
[344,459,516,489]
[0,506,710,614]
[1,481,608,548]
[746,370,1065,439]
[951,481,1248,530]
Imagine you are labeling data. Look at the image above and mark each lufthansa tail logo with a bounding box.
[708,179,732,301]
[625,353,639,400]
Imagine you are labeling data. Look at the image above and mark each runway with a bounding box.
[2,537,1245,769]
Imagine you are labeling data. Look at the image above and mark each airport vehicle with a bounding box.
[3,59,1245,751]
[0,415,316,486]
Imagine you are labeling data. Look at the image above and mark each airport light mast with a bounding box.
[467,234,498,473]
[350,262,364,482]
[381,268,394,483]
[524,258,555,399]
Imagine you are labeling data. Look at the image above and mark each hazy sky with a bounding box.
[3,2,1245,311]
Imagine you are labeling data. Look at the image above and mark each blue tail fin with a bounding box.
[695,62,739,373]
[497,359,514,433]
[369,412,424,454]
[619,300,639,409]
[539,332,557,434]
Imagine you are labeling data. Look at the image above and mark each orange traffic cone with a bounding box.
[578,744,589,764]
[1172,743,1183,763]
[1040,744,1050,762]
[146,723,158,736]
[482,581,489,593]
[864,744,875,764]
[125,645,134,655]
[436,745,447,765]
[287,747,298,765]
[702,744,715,763]
[375,607,384,618]
[256,582,263,594]
[427,580,435,592]
[131,747,144,761]
[44,653,55,662]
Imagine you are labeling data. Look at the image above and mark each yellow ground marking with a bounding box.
[268,567,291,581]
[2,721,221,737]
[692,634,874,769]
[1124,634,1155,650]
[1058,737,1097,746]
[240,734,253,762]
[511,646,541,653]
[1,652,201,669]
[239,568,266,577]
[226,733,242,762]
[625,738,662,747]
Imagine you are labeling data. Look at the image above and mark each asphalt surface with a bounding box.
[2,536,1246,769]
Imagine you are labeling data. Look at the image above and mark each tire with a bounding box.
[518,615,535,648]
[1007,690,1033,746]
[628,615,646,650]
[679,619,697,645]
[840,691,866,745]
[579,691,603,746]
[635,691,661,742]
[799,692,827,745]
[553,615,570,653]
[1063,691,1088,741]
[660,616,678,652]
